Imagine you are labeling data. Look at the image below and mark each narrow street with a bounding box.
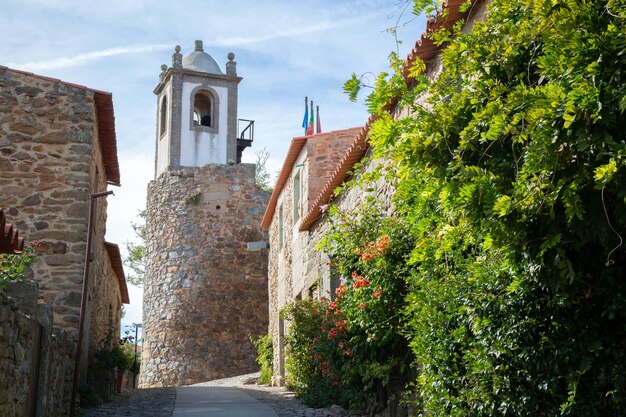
[81,373,349,417]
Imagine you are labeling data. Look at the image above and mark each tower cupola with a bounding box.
[182,40,222,74]
[153,40,244,178]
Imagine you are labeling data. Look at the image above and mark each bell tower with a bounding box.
[153,40,248,177]
[141,41,270,388]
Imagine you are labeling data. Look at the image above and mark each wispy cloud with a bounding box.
[211,12,379,47]
[213,21,337,47]
[7,43,172,72]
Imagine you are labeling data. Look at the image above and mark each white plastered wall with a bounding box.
[180,81,229,166]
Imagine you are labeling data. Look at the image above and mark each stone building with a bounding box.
[260,127,360,384]
[0,66,128,378]
[141,41,270,387]
[262,0,487,385]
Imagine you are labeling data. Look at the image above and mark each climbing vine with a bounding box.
[334,0,626,415]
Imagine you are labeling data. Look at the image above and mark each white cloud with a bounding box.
[7,44,172,72]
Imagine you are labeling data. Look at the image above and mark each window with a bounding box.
[293,170,301,223]
[278,204,284,248]
[193,93,212,126]
[190,87,219,132]
[330,270,341,301]
[159,96,167,137]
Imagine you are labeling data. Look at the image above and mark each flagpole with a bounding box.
[316,105,320,134]
[310,100,314,135]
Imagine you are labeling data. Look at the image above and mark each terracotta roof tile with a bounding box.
[260,128,361,230]
[299,117,376,231]
[0,209,24,254]
[104,242,129,304]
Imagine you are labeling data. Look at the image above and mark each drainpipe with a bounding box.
[70,190,114,417]
[132,323,142,389]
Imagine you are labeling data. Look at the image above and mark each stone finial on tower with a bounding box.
[226,52,237,76]
[159,64,168,82]
[194,40,204,51]
[172,45,183,69]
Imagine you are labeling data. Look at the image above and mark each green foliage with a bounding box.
[251,333,273,385]
[184,191,202,205]
[334,0,626,415]
[0,246,35,289]
[283,299,337,407]
[284,202,414,410]
[124,210,146,285]
[94,328,138,372]
[78,383,101,408]
[343,73,363,103]
[255,146,274,193]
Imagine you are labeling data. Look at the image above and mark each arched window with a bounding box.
[190,87,219,132]
[193,93,212,127]
[160,95,167,137]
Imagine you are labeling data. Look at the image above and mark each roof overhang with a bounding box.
[104,242,130,304]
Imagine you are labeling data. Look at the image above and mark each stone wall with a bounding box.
[141,163,270,387]
[0,281,75,417]
[0,67,118,380]
[88,248,124,362]
[0,67,110,340]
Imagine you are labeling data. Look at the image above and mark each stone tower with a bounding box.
[140,41,270,387]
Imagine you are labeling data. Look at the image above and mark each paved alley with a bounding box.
[81,373,338,417]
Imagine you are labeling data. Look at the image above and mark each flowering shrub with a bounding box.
[284,202,414,410]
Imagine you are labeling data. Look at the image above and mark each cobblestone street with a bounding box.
[81,387,176,417]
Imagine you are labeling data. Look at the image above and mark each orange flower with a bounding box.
[353,276,370,290]
[372,289,382,299]
[344,349,353,357]
[359,303,367,309]
[335,285,347,297]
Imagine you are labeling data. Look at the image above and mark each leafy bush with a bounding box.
[94,329,137,372]
[78,383,100,408]
[341,0,626,415]
[0,246,35,289]
[284,203,414,410]
[251,333,273,384]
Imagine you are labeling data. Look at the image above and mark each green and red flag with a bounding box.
[306,100,314,135]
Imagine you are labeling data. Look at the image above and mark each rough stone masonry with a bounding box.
[141,163,270,387]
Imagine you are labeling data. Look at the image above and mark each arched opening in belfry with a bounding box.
[193,91,213,128]
[160,95,167,136]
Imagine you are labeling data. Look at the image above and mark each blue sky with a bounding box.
[2,0,426,336]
